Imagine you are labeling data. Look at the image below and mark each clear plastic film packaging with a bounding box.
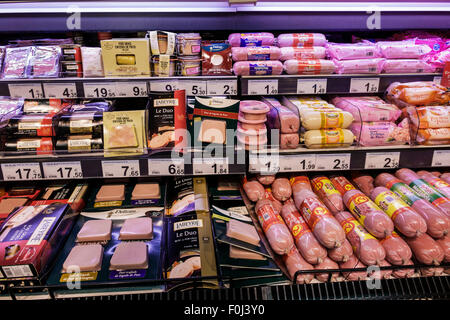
[379,231,413,265]
[385,81,450,107]
[29,46,61,78]
[1,46,33,79]
[349,119,410,147]
[326,42,380,60]
[80,47,104,77]
[333,58,385,74]
[405,106,450,145]
[301,128,355,149]
[232,46,281,61]
[233,60,283,76]
[279,47,326,61]
[283,59,335,75]
[310,176,344,214]
[300,109,354,130]
[277,33,327,48]
[332,96,401,123]
[417,170,450,199]
[382,59,435,73]
[375,40,432,59]
[228,32,275,47]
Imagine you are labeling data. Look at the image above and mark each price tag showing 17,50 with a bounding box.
[193,158,229,175]
[316,153,351,171]
[101,160,140,178]
[42,161,83,179]
[247,79,278,95]
[365,152,400,169]
[1,163,42,181]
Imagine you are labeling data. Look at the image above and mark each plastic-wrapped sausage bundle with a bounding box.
[326,43,380,60]
[435,235,450,262]
[242,177,265,202]
[335,211,386,266]
[280,47,326,61]
[343,189,394,239]
[299,197,346,249]
[280,133,300,149]
[315,257,339,282]
[404,233,444,265]
[255,199,294,255]
[382,59,435,73]
[339,255,367,281]
[290,176,318,208]
[352,174,375,196]
[302,129,355,149]
[231,46,281,61]
[370,187,427,238]
[328,239,353,263]
[375,173,450,238]
[263,97,300,134]
[385,81,450,107]
[396,168,450,216]
[228,33,275,47]
[283,59,335,75]
[310,176,344,214]
[442,173,450,185]
[300,109,354,130]
[379,231,412,265]
[417,170,450,199]
[392,259,415,278]
[281,199,327,265]
[233,60,283,76]
[262,188,283,214]
[333,58,385,74]
[282,246,314,284]
[277,33,327,48]
[376,41,432,59]
[330,176,356,196]
[256,174,275,186]
[271,178,292,202]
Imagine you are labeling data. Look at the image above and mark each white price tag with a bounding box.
[432,150,450,167]
[349,78,380,93]
[433,76,442,85]
[182,80,207,96]
[193,158,229,175]
[83,83,117,98]
[297,79,327,94]
[1,163,42,181]
[248,155,280,174]
[43,83,77,98]
[207,80,238,95]
[280,154,316,172]
[8,83,44,99]
[365,152,400,169]
[316,153,351,171]
[148,159,184,175]
[116,82,148,97]
[42,161,83,179]
[247,79,278,95]
[150,80,179,92]
[101,160,140,177]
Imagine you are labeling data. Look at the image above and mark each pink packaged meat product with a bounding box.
[417,171,450,199]
[315,257,339,282]
[228,33,275,47]
[237,130,267,146]
[328,238,353,262]
[271,178,292,202]
[277,33,327,48]
[263,99,300,134]
[339,255,367,281]
[283,246,314,284]
[326,43,380,60]
[233,60,283,76]
[262,189,283,214]
[238,113,267,125]
[242,177,265,202]
[427,48,450,70]
[442,173,450,185]
[310,176,344,214]
[2,46,33,79]
[435,235,450,262]
[373,260,393,279]
[239,100,270,119]
[331,96,401,123]
[382,59,435,74]
[29,46,61,78]
[404,233,444,265]
[392,259,415,278]
[279,47,326,61]
[379,231,413,265]
[420,267,444,277]
[376,41,432,59]
[280,133,300,149]
[283,59,335,75]
[333,58,385,74]
[352,174,375,197]
[226,218,260,246]
[231,46,281,61]
[256,174,275,186]
[350,120,410,147]
[237,122,267,137]
[406,106,450,130]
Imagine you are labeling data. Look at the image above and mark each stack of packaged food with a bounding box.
[327,42,384,74]
[237,100,270,150]
[177,33,202,76]
[148,30,177,77]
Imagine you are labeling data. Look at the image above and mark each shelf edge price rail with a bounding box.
[432,150,450,167]
[1,162,42,181]
[297,78,327,95]
[101,160,141,178]
[83,82,117,98]
[8,83,44,99]
[42,161,83,179]
[207,79,238,95]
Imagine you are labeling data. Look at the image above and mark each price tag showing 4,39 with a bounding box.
[248,155,280,174]
[432,150,450,167]
[297,79,327,94]
[207,80,238,95]
[316,153,351,171]
[101,160,140,178]
[193,158,229,175]
[148,159,184,175]
[43,83,77,98]
[1,163,42,181]
[150,80,179,92]
[116,82,148,97]
[8,83,44,99]
[247,79,278,95]
[83,83,117,98]
[365,152,400,169]
[349,78,380,93]
[42,161,83,179]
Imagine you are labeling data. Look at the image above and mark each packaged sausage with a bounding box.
[404,233,444,265]
[335,211,386,266]
[330,176,356,196]
[375,173,450,239]
[343,189,394,239]
[283,59,335,75]
[201,42,232,76]
[300,109,354,130]
[55,135,103,152]
[277,33,327,48]
[262,188,282,214]
[352,174,375,196]
[376,41,432,59]
[280,133,300,149]
[6,113,55,137]
[333,58,385,74]
[5,137,53,155]
[256,174,276,186]
[328,238,353,262]
[349,120,410,147]
[310,176,344,214]
[315,257,339,282]
[326,42,380,60]
[231,46,281,61]
[1,46,33,79]
[299,197,346,249]
[280,47,326,61]
[339,255,367,281]
[417,171,450,199]
[382,59,435,73]
[415,127,450,145]
[271,178,292,202]
[228,33,275,47]
[392,259,415,278]
[386,81,450,107]
[262,97,300,134]
[282,246,314,284]
[435,234,450,263]
[290,175,318,208]
[406,106,450,129]
[332,96,401,123]
[57,111,103,137]
[233,60,283,76]
[29,46,61,78]
[302,128,354,149]
[242,177,265,202]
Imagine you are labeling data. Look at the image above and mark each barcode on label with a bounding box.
[2,265,34,278]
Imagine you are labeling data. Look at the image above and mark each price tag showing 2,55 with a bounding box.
[349,78,380,93]
[8,83,44,99]
[101,160,140,178]
[247,79,278,95]
[1,163,42,181]
[365,152,400,169]
[297,79,327,94]
[83,83,117,98]
[148,159,184,175]
[316,153,351,171]
[42,161,83,179]
[193,158,229,175]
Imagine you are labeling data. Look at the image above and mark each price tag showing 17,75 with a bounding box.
[42,161,83,179]
[83,83,117,98]
[1,163,42,181]
[8,83,44,99]
[206,80,238,95]
[316,153,351,171]
[101,160,140,178]
[365,152,400,169]
[247,79,278,95]
[193,158,229,175]
[148,159,184,175]
[297,79,327,94]
[349,78,380,93]
[43,83,77,98]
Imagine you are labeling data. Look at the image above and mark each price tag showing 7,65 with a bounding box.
[350,78,380,93]
[42,161,83,179]
[101,160,140,178]
[1,163,42,181]
[316,153,351,171]
[297,79,327,94]
[365,152,400,169]
[247,79,278,95]
[8,83,44,99]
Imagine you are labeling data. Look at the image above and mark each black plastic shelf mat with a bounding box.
[59,276,449,301]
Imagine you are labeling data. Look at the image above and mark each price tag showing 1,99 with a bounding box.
[349,78,380,93]
[365,152,400,169]
[207,80,238,95]
[8,83,44,99]
[83,83,117,98]
[316,153,351,171]
[148,159,184,175]
[193,158,229,175]
[1,163,42,181]
[280,154,316,172]
[42,161,83,179]
[247,79,278,95]
[297,79,327,94]
[101,160,140,178]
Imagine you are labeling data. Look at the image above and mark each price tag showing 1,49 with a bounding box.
[432,150,450,167]
[101,160,140,178]
[43,83,77,98]
[297,79,327,94]
[8,83,44,99]
[193,158,229,175]
[365,152,400,169]
[42,161,83,179]
[206,80,238,95]
[148,159,184,175]
[83,83,117,98]
[247,79,278,95]
[349,78,380,93]
[1,163,42,181]
[316,153,351,171]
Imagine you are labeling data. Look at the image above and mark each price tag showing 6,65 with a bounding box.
[247,79,278,95]
[365,152,400,169]
[350,78,380,93]
[1,163,42,181]
[101,160,140,178]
